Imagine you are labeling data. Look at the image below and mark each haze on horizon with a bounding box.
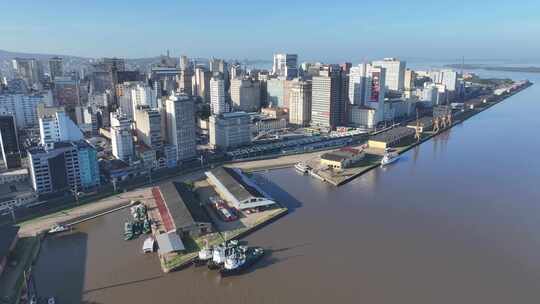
[1,0,539,62]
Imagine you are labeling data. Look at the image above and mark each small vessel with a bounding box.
[220,246,265,277]
[294,162,310,174]
[380,148,400,166]
[208,240,239,269]
[47,297,56,304]
[48,224,70,234]
[194,243,214,266]
[143,236,155,253]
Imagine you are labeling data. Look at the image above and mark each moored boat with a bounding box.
[220,246,265,277]
[294,162,310,174]
[380,148,400,166]
[142,236,155,253]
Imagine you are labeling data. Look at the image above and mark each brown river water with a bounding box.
[34,70,540,303]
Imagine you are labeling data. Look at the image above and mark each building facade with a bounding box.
[165,93,197,161]
[209,112,251,150]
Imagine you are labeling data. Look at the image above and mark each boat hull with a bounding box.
[219,251,265,277]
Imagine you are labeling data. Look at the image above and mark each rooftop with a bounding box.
[159,182,211,230]
[370,127,416,143]
[208,167,264,202]
[0,182,34,201]
[321,148,363,162]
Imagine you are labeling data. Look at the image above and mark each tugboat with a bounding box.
[124,222,135,240]
[380,148,400,166]
[208,240,239,269]
[220,246,265,277]
[48,224,70,234]
[294,162,310,174]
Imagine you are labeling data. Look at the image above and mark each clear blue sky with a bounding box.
[1,0,539,62]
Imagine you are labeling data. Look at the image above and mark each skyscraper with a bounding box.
[134,106,162,150]
[165,93,196,161]
[288,79,312,126]
[209,112,251,150]
[230,78,261,112]
[12,58,40,88]
[272,53,298,79]
[210,76,228,115]
[110,111,134,162]
[372,58,406,92]
[193,66,211,103]
[310,65,347,128]
[49,57,64,80]
[0,115,21,169]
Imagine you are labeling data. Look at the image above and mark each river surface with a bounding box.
[34,69,540,303]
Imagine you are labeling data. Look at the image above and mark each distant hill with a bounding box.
[0,49,89,61]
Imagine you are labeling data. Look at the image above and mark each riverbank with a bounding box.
[305,81,533,186]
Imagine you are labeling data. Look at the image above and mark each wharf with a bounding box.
[307,82,533,186]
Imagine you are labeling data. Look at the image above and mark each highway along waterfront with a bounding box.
[34,70,540,304]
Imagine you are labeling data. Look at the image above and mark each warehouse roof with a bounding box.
[207,167,263,202]
[159,182,211,230]
[370,127,415,143]
[321,148,363,162]
[156,231,185,253]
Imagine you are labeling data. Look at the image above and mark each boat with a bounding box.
[294,162,310,174]
[142,236,155,253]
[48,224,70,234]
[47,297,56,304]
[208,240,239,269]
[194,244,214,266]
[380,148,400,166]
[220,246,265,277]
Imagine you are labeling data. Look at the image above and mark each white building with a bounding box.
[230,78,260,112]
[272,53,298,79]
[372,58,406,91]
[347,64,386,128]
[165,93,197,161]
[210,77,228,115]
[0,93,48,128]
[209,112,251,150]
[39,109,83,149]
[110,111,134,162]
[134,106,162,150]
[288,79,312,126]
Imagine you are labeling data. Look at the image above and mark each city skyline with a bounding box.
[1,0,539,62]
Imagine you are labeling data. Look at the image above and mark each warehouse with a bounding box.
[157,182,212,238]
[320,147,365,169]
[368,127,416,149]
[205,167,277,211]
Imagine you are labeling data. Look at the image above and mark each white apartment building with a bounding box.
[230,78,260,112]
[210,77,228,115]
[165,93,197,161]
[372,58,406,91]
[288,79,312,126]
[110,111,134,162]
[39,110,83,149]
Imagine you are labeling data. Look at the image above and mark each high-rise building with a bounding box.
[12,58,40,88]
[53,76,80,109]
[266,78,285,108]
[210,76,228,115]
[165,93,197,161]
[134,106,162,150]
[0,92,48,128]
[179,55,193,96]
[404,69,416,91]
[193,66,211,103]
[372,58,406,92]
[38,108,83,149]
[209,58,230,90]
[230,78,261,112]
[0,115,21,169]
[28,140,99,194]
[49,57,64,80]
[110,111,134,162]
[272,54,298,79]
[209,112,251,150]
[440,69,458,92]
[311,65,348,128]
[288,79,312,126]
